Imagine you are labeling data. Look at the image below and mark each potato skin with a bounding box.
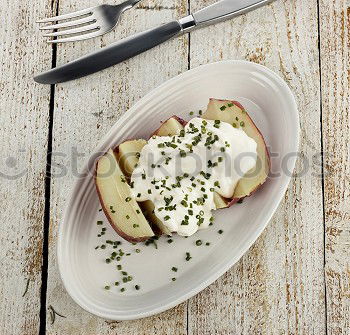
[94,153,152,243]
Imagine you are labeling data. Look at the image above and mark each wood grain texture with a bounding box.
[45,0,189,334]
[319,1,350,334]
[0,0,52,333]
[187,0,326,334]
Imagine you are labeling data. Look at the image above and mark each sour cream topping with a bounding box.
[131,117,257,236]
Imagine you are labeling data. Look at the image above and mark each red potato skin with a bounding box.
[94,152,151,243]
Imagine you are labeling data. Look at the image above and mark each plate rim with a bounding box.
[57,60,299,320]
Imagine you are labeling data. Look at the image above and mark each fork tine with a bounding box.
[43,24,98,38]
[39,16,95,30]
[47,30,102,43]
[36,7,94,23]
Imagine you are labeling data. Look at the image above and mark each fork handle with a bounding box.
[35,21,182,84]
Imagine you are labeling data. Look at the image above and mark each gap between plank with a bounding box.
[39,0,59,333]
[316,1,328,334]
[186,0,191,333]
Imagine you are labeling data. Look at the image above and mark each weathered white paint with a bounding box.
[1,0,349,333]
[187,0,326,333]
[0,0,52,333]
[45,0,189,334]
[320,1,350,334]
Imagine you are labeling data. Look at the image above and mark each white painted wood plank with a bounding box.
[45,0,189,333]
[319,1,350,334]
[0,0,53,333]
[187,0,326,333]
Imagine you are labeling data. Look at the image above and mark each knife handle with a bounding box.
[34,21,183,84]
[108,20,182,63]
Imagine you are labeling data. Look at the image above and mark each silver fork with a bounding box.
[37,0,141,43]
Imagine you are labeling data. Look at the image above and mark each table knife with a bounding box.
[34,0,274,84]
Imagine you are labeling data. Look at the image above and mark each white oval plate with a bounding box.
[58,60,299,320]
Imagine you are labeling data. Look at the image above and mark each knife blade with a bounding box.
[34,0,274,84]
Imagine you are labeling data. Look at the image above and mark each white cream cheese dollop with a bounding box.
[131,117,257,236]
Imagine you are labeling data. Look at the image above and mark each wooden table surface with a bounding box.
[1,0,349,334]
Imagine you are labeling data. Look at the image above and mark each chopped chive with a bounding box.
[218,229,223,234]
[135,285,140,290]
[185,252,192,261]
[167,239,173,244]
[172,277,176,281]
[120,288,125,292]
[171,267,178,272]
[195,240,202,246]
[114,281,120,286]
[97,220,103,225]
[104,286,110,290]
[136,249,141,253]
